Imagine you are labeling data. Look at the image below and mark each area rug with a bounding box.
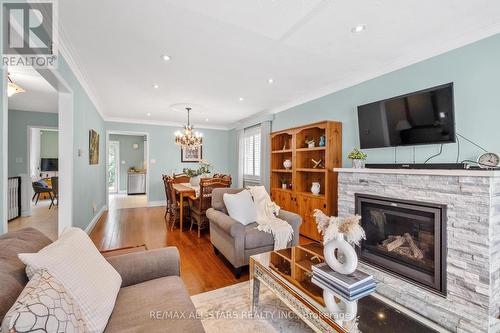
[191,281,313,333]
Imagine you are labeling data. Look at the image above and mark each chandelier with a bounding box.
[7,75,25,97]
[175,107,203,148]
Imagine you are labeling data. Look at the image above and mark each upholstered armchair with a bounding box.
[206,188,302,278]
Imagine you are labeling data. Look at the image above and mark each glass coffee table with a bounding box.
[249,243,448,333]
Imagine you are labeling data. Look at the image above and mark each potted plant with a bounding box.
[280,177,288,189]
[347,148,367,169]
[183,160,212,186]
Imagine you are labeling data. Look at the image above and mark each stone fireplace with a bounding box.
[335,168,500,333]
[355,194,446,294]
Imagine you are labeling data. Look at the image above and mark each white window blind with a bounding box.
[243,126,261,183]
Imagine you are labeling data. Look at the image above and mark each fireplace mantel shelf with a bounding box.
[334,167,500,177]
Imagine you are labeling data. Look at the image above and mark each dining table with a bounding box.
[172,183,200,231]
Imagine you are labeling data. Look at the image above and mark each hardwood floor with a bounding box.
[90,206,250,295]
[9,200,58,241]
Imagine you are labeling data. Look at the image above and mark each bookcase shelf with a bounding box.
[270,121,342,241]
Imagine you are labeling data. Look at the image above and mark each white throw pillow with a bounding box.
[18,228,122,333]
[223,190,257,225]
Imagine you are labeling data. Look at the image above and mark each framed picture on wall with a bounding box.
[181,146,202,162]
[89,129,100,165]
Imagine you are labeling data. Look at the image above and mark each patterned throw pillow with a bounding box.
[18,228,122,333]
[1,269,88,333]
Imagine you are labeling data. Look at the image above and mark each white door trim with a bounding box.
[2,70,7,234]
[105,130,150,209]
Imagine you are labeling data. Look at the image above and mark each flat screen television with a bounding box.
[357,83,455,149]
[41,158,58,172]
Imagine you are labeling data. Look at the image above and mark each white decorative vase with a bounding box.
[323,289,358,322]
[311,182,320,195]
[282,183,287,189]
[190,176,200,186]
[308,141,315,148]
[283,159,292,170]
[351,159,364,169]
[324,233,358,275]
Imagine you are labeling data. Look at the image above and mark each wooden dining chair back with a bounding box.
[212,174,232,185]
[165,177,183,231]
[162,175,173,218]
[188,177,231,237]
[173,173,190,184]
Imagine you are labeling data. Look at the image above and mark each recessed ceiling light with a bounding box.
[268,78,274,84]
[161,54,171,61]
[351,24,366,33]
[146,112,151,117]
[205,118,209,122]
[239,97,244,101]
[152,84,159,89]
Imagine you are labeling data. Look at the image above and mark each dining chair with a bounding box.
[188,177,231,238]
[50,177,59,209]
[173,173,190,184]
[213,174,232,185]
[164,176,190,230]
[162,175,172,218]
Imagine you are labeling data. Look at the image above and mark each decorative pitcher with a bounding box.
[311,182,320,195]
[323,233,358,275]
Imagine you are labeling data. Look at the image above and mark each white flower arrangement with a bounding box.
[313,209,366,246]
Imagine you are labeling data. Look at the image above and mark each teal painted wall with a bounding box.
[272,34,500,167]
[57,56,106,231]
[109,134,145,191]
[40,130,58,158]
[8,110,58,177]
[105,122,231,202]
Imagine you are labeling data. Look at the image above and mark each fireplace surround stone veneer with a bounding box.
[335,168,500,333]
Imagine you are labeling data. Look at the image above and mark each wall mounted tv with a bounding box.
[41,158,58,172]
[357,83,455,149]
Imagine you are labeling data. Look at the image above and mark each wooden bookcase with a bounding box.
[270,121,342,241]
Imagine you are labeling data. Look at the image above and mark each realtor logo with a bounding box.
[2,0,58,67]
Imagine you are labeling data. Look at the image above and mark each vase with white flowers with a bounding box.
[183,160,212,186]
[313,210,366,274]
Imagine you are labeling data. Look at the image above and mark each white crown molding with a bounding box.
[229,110,274,130]
[103,116,230,130]
[58,27,105,119]
[267,24,500,116]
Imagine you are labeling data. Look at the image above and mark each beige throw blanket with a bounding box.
[249,186,293,250]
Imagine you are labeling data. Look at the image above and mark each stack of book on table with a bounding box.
[311,262,376,301]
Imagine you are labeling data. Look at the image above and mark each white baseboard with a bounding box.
[148,200,166,207]
[85,205,107,234]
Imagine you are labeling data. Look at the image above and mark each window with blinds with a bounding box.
[243,126,261,184]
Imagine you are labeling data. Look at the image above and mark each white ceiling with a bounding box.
[58,0,500,129]
[8,67,58,113]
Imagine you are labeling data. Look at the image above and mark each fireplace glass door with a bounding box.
[355,194,446,294]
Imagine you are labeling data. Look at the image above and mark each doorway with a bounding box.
[2,66,74,238]
[108,141,120,193]
[6,67,60,240]
[106,131,149,210]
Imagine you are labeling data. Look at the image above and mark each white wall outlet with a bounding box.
[92,202,97,213]
[121,160,126,164]
[150,159,157,165]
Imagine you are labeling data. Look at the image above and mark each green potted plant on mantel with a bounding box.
[183,160,212,186]
[347,148,367,169]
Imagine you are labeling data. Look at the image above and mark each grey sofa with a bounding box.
[0,228,204,333]
[206,188,302,278]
